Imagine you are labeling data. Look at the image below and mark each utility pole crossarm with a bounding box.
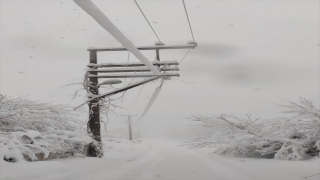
[87,61,179,68]
[87,66,179,73]
[87,44,197,51]
[87,73,180,78]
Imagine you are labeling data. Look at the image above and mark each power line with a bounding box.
[182,0,195,42]
[179,48,191,64]
[123,52,131,86]
[134,0,163,43]
[133,84,144,106]
[121,52,131,111]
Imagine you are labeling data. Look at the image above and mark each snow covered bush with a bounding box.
[0,95,92,162]
[0,95,80,132]
[188,98,320,161]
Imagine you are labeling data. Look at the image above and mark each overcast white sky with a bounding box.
[1,0,319,138]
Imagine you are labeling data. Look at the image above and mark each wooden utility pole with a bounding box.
[87,50,102,157]
[120,114,137,141]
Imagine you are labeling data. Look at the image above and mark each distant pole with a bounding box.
[120,114,137,141]
[128,116,132,141]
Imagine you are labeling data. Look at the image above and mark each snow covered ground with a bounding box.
[1,138,319,180]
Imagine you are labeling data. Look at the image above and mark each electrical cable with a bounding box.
[120,52,131,111]
[182,0,195,41]
[134,0,163,43]
[179,48,191,64]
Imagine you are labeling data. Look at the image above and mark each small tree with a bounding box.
[0,95,90,162]
[188,98,320,160]
[0,94,81,132]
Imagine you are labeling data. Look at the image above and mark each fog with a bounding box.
[1,0,318,139]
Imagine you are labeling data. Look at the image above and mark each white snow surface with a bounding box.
[1,138,319,180]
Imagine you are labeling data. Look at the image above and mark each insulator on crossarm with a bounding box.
[154,41,165,45]
[187,40,197,45]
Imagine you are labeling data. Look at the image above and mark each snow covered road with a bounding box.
[1,139,319,180]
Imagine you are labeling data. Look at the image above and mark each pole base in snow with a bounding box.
[87,142,103,158]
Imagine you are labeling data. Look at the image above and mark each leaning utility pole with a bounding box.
[73,0,197,158]
[83,45,192,157]
[84,44,195,157]
[87,50,102,157]
[120,114,138,141]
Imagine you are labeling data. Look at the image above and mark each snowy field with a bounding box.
[1,138,319,180]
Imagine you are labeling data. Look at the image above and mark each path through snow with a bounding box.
[1,139,319,180]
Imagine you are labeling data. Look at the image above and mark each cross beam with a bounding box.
[87,61,179,68]
[87,44,197,52]
[87,72,179,78]
[87,66,179,73]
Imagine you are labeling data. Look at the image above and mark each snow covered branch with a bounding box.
[188,98,320,160]
[0,95,92,162]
